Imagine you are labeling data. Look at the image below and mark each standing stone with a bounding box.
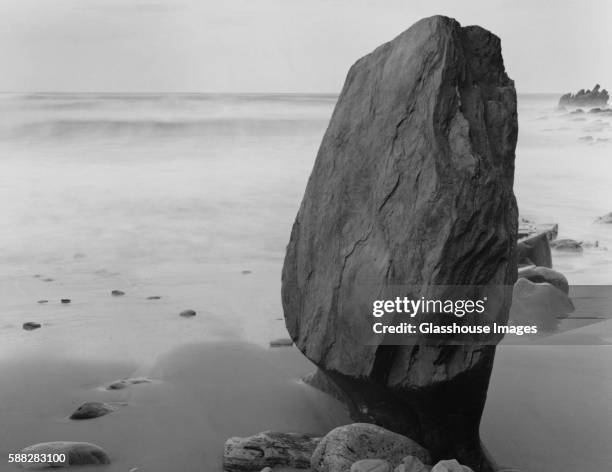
[281,15,517,472]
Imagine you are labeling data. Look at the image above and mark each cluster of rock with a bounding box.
[17,375,154,468]
[223,424,477,472]
[559,84,609,108]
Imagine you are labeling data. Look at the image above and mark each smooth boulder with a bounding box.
[509,278,574,330]
[311,424,431,472]
[517,266,569,294]
[19,442,110,469]
[70,401,115,420]
[282,15,517,470]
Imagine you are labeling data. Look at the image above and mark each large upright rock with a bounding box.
[282,16,517,472]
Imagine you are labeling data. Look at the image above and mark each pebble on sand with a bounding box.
[179,309,196,317]
[20,441,110,468]
[23,322,42,331]
[111,290,125,296]
[107,378,152,390]
[70,402,115,420]
[269,338,294,348]
[61,299,71,304]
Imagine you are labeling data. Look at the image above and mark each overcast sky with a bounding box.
[0,0,609,94]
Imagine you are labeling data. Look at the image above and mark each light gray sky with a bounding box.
[0,0,609,94]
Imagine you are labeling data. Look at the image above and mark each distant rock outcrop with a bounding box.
[559,84,609,108]
[282,15,517,471]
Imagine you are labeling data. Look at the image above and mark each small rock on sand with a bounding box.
[107,378,152,390]
[179,309,196,317]
[61,299,71,304]
[19,441,110,468]
[431,459,473,472]
[351,459,392,472]
[394,456,429,472]
[70,402,115,420]
[23,322,41,331]
[111,290,125,296]
[269,338,294,348]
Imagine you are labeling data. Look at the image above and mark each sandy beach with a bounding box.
[1,93,611,471]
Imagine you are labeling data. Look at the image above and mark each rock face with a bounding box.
[223,431,321,472]
[281,16,517,471]
[559,84,609,108]
[311,424,431,472]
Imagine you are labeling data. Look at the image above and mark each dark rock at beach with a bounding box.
[559,84,609,108]
[20,441,110,467]
[269,338,294,348]
[594,212,612,224]
[179,309,196,317]
[70,401,115,420]
[223,431,321,472]
[517,233,552,268]
[518,266,569,294]
[312,424,431,472]
[61,298,71,304]
[146,295,162,300]
[550,238,583,253]
[107,380,129,390]
[23,322,41,331]
[37,299,48,304]
[111,289,125,296]
[281,16,517,470]
[107,377,151,390]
